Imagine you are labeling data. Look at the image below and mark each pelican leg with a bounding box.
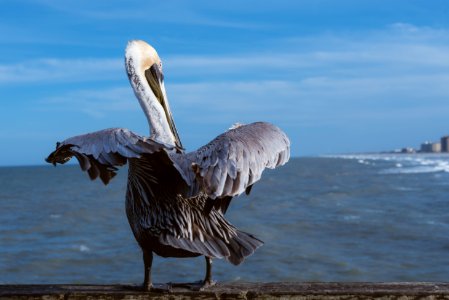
[204,256,213,285]
[170,256,216,291]
[142,251,153,291]
[202,256,216,288]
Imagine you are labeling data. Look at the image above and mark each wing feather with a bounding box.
[176,122,290,199]
[46,128,174,184]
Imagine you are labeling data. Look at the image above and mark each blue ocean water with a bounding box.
[1,154,449,284]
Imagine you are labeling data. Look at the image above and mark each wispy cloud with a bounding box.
[164,23,449,127]
[4,23,449,85]
[0,58,122,84]
[32,0,264,29]
[165,23,449,79]
[167,74,449,126]
[4,23,449,142]
[24,23,449,128]
[38,87,137,118]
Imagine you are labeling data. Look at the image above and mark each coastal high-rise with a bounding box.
[441,136,449,152]
[420,141,441,153]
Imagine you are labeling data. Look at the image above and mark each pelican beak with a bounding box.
[144,63,183,150]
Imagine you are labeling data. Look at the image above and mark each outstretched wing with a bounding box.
[172,122,290,202]
[46,128,173,184]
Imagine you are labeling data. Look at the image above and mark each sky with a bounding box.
[1,0,449,166]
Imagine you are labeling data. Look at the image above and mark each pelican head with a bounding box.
[125,40,183,149]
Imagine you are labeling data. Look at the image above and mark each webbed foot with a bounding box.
[198,279,217,291]
[170,279,216,291]
[142,282,172,292]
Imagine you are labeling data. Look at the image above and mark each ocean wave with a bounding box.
[79,245,90,252]
[343,215,360,221]
[71,244,91,253]
[382,166,448,174]
[327,153,449,174]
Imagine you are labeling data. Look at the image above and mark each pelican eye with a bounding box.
[158,61,163,73]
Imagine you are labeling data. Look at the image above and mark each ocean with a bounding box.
[1,154,449,284]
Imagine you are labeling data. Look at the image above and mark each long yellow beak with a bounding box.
[144,63,183,150]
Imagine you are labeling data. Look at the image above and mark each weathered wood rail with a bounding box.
[2,282,449,299]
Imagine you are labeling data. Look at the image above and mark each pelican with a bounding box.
[46,40,290,291]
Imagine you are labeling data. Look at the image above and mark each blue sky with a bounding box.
[1,0,449,166]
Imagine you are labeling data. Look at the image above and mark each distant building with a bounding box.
[420,141,441,153]
[420,142,431,152]
[401,147,416,154]
[441,136,449,152]
[432,143,441,153]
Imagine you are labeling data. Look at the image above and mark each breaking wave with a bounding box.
[327,153,449,174]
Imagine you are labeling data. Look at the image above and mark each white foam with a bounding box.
[72,244,90,252]
[79,245,90,252]
[327,153,449,175]
[343,215,360,221]
[394,186,417,191]
[382,166,446,174]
